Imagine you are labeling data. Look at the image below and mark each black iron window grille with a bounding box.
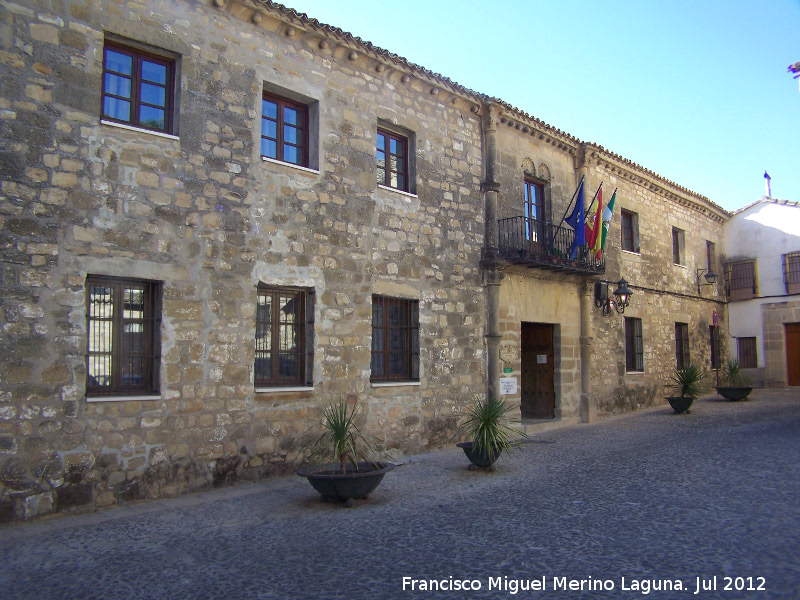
[625,317,644,372]
[371,296,419,383]
[675,322,690,368]
[255,286,314,387]
[86,276,161,396]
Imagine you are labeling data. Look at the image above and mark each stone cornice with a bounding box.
[585,144,731,224]
[226,0,485,114]
[219,1,732,222]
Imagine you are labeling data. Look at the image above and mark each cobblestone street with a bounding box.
[2,390,799,600]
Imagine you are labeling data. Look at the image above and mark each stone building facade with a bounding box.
[0,0,729,522]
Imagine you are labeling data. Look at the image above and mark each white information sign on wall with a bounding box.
[499,377,518,395]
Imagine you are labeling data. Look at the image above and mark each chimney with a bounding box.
[764,171,771,197]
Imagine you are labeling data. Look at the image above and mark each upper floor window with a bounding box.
[376,128,409,192]
[725,259,757,301]
[371,295,419,383]
[675,322,690,368]
[624,317,644,372]
[102,42,175,134]
[255,285,314,387]
[621,210,639,253]
[706,241,716,273]
[86,275,161,397]
[261,93,308,167]
[783,251,800,295]
[524,179,546,242]
[672,227,685,265]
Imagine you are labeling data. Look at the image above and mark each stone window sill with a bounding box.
[86,395,161,403]
[100,120,179,141]
[371,381,421,388]
[261,156,320,176]
[377,184,418,199]
[255,386,314,394]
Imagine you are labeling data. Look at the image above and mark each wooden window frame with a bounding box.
[737,337,757,369]
[86,275,161,396]
[672,227,684,265]
[621,210,638,253]
[376,128,409,192]
[675,322,690,368]
[783,252,800,295]
[706,241,716,273]
[102,41,175,134]
[371,296,419,383]
[524,179,546,242]
[625,317,644,372]
[725,259,757,300]
[261,92,309,167]
[255,285,314,388]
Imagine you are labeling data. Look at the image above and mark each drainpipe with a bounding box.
[575,146,595,423]
[481,103,504,400]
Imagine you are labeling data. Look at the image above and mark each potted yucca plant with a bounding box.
[454,396,527,470]
[297,398,394,505]
[715,359,754,401]
[665,363,706,414]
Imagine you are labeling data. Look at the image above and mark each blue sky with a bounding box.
[282,0,800,212]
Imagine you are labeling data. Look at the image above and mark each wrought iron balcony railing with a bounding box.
[498,216,605,274]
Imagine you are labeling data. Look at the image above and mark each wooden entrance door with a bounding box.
[521,323,555,418]
[787,323,800,386]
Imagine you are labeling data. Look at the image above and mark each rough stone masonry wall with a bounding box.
[587,159,728,414]
[0,0,486,522]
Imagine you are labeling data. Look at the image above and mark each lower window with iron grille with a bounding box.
[86,275,161,397]
[371,295,419,383]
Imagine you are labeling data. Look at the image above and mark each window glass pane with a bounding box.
[389,138,398,154]
[389,353,407,375]
[284,106,298,126]
[283,145,298,164]
[139,105,165,130]
[279,354,298,378]
[262,99,277,119]
[371,352,384,376]
[376,132,386,152]
[261,139,277,158]
[284,124,298,144]
[104,73,131,98]
[141,60,167,84]
[140,82,166,107]
[261,119,277,139]
[396,174,405,190]
[105,49,132,75]
[395,156,405,174]
[103,97,131,121]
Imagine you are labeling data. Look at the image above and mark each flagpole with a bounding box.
[584,183,602,221]
[558,175,585,227]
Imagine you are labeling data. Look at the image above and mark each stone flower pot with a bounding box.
[666,395,694,414]
[715,386,754,401]
[456,441,502,470]
[297,461,395,503]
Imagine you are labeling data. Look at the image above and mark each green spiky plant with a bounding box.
[666,363,706,399]
[721,359,751,386]
[304,399,382,474]
[455,396,527,461]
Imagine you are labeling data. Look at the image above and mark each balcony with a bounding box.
[498,216,605,274]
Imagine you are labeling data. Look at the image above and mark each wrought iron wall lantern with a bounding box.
[594,278,633,316]
[696,268,718,294]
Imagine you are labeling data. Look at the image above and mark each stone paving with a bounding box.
[1,390,799,600]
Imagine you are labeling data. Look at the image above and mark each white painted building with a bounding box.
[723,197,800,386]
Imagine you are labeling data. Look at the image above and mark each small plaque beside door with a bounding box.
[537,355,547,364]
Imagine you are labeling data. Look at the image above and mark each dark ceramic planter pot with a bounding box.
[666,395,694,414]
[456,441,502,470]
[297,461,395,502]
[715,387,754,401]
